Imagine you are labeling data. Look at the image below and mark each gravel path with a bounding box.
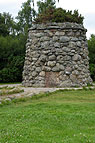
[0,83,82,99]
[0,83,94,102]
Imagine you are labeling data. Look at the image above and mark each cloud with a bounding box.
[84,13,95,28]
[0,0,25,4]
[56,0,95,14]
[83,13,95,38]
[0,0,26,17]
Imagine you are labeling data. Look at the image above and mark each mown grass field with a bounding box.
[0,89,95,143]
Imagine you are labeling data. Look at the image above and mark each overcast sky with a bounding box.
[0,0,95,39]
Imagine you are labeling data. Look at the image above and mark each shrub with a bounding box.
[34,7,84,24]
[89,64,95,81]
[0,35,25,83]
[0,56,25,82]
[88,35,95,81]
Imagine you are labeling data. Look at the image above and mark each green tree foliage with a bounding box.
[88,34,95,81]
[0,0,35,83]
[37,0,56,14]
[0,13,9,36]
[3,12,16,36]
[16,0,36,35]
[0,12,16,36]
[34,7,84,24]
[0,35,25,82]
[32,0,59,6]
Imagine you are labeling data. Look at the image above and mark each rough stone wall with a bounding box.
[22,22,92,87]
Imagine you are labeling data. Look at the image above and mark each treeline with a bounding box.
[88,35,95,81]
[0,0,34,82]
[0,0,95,82]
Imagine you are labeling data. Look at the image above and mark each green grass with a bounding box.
[0,89,95,143]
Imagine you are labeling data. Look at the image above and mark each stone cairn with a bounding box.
[22,22,92,87]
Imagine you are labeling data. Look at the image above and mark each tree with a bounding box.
[0,12,16,36]
[88,34,95,81]
[0,13,9,36]
[0,35,25,82]
[37,0,56,14]
[3,12,16,36]
[16,0,36,35]
[32,0,59,6]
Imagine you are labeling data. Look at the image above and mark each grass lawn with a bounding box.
[0,89,95,143]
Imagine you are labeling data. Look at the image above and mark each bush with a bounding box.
[34,7,84,24]
[88,34,95,81]
[89,64,95,81]
[0,56,24,82]
[0,35,26,83]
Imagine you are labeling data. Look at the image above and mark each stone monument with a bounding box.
[22,22,92,87]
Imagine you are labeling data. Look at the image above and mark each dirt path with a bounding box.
[0,83,95,102]
[0,83,82,99]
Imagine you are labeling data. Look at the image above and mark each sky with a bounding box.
[0,0,95,39]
